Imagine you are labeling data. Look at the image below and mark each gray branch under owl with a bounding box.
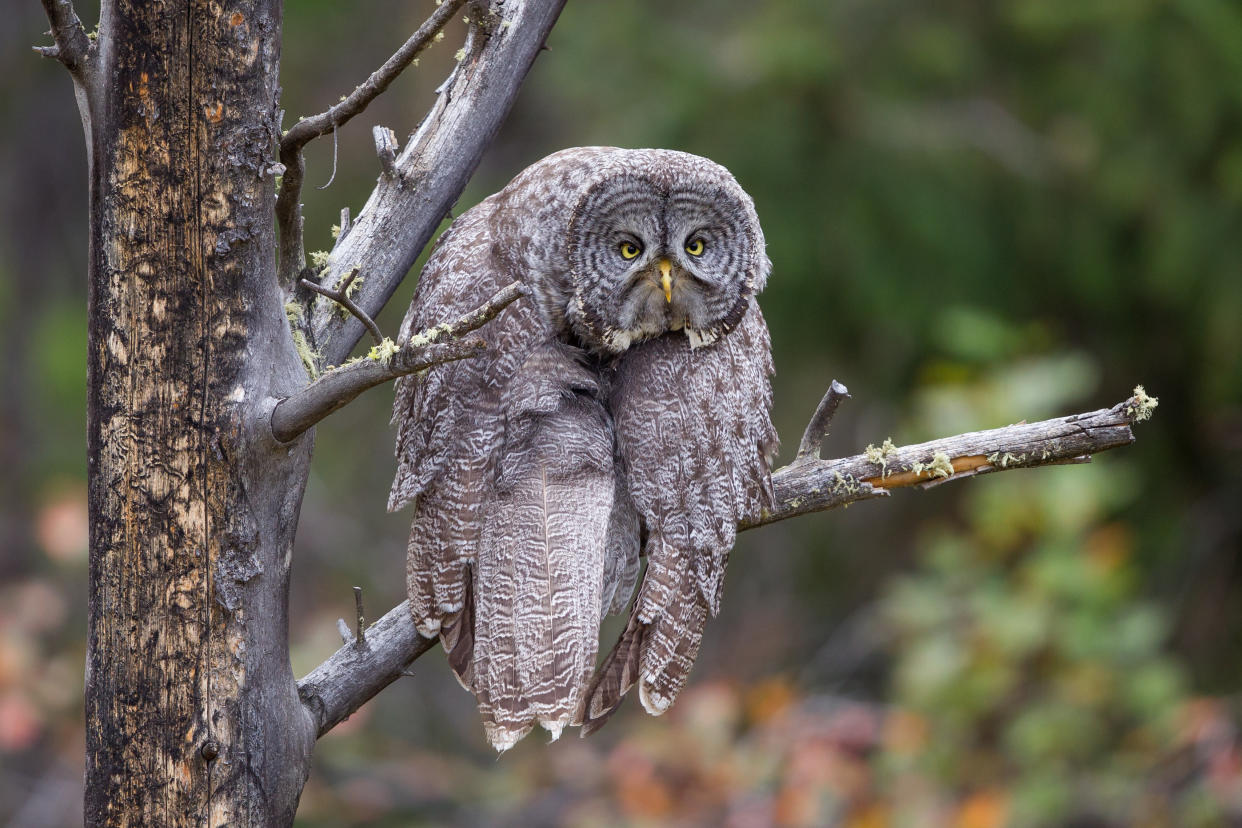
[296,388,1155,738]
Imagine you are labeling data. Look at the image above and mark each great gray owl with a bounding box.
[389,147,778,751]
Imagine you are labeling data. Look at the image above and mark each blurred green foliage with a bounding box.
[4,0,1242,824]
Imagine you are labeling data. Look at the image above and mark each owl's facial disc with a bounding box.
[567,161,762,354]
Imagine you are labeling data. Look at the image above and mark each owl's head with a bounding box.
[564,150,768,354]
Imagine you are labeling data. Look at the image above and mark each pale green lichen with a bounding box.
[292,329,321,379]
[330,224,341,240]
[406,322,452,348]
[1127,384,1159,422]
[368,337,400,363]
[309,250,331,270]
[864,438,898,478]
[911,451,954,480]
[454,47,466,61]
[987,451,1026,469]
[831,471,863,496]
[284,300,304,326]
[435,31,445,42]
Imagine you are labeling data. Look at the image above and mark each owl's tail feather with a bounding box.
[581,546,714,734]
[440,572,475,689]
[636,573,710,716]
[579,612,646,736]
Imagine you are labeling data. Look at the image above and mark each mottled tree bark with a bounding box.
[81,1,315,823]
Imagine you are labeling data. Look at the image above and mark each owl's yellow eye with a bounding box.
[619,241,642,260]
[684,238,706,256]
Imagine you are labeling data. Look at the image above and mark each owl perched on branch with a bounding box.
[389,147,778,751]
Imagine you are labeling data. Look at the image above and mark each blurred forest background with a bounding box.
[4,0,1242,825]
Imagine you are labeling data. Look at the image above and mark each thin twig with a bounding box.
[796,380,849,461]
[269,282,525,443]
[297,387,1156,738]
[336,618,352,647]
[317,125,339,190]
[275,0,468,288]
[280,0,467,156]
[353,587,366,648]
[301,268,383,346]
[401,281,526,348]
[37,0,93,76]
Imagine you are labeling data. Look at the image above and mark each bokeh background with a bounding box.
[4,0,1242,825]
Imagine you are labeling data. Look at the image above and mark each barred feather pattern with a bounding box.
[389,200,546,651]
[583,301,777,729]
[472,343,615,750]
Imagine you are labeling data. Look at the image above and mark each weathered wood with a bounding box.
[751,396,1143,527]
[83,1,315,823]
[308,0,569,367]
[298,600,437,738]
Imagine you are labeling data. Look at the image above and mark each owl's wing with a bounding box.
[582,299,778,733]
[471,342,616,750]
[389,198,545,666]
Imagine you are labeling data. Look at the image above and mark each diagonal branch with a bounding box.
[310,0,568,367]
[296,386,1158,738]
[269,282,524,442]
[36,0,94,77]
[276,0,469,287]
[280,0,468,156]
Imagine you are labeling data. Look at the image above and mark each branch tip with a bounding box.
[796,379,850,461]
[353,587,367,648]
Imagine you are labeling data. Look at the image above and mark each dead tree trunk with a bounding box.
[76,1,315,823]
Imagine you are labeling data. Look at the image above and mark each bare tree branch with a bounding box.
[301,268,383,346]
[748,391,1150,528]
[310,0,568,367]
[269,282,524,442]
[296,386,1157,738]
[797,379,850,461]
[275,0,469,287]
[36,0,93,76]
[281,0,468,155]
[299,599,436,738]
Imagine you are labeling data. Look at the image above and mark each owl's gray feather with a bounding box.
[391,147,775,750]
[472,343,614,749]
[582,300,777,730]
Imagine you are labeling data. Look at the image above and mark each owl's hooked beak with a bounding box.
[658,259,673,304]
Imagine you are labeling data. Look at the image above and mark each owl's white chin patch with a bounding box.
[685,327,718,350]
[638,681,672,716]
